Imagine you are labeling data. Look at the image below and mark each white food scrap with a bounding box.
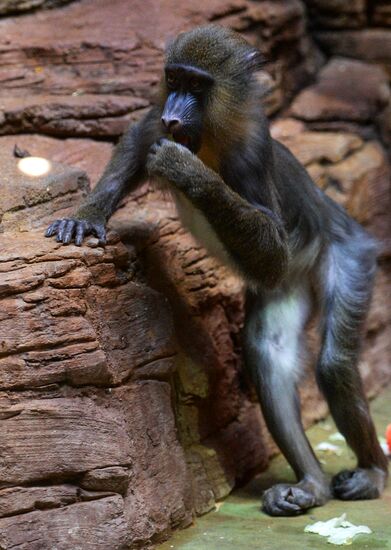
[315,442,342,455]
[304,513,372,545]
[378,436,390,456]
[329,432,345,442]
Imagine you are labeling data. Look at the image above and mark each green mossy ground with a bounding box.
[161,386,391,549]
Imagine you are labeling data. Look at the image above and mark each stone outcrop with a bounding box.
[304,0,367,29]
[305,0,391,72]
[0,0,390,548]
[290,58,390,124]
[0,0,75,16]
[0,95,149,138]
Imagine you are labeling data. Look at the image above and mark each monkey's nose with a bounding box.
[161,117,182,132]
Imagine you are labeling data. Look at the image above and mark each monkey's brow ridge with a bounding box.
[165,63,214,83]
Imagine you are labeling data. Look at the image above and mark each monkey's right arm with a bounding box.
[45,107,161,245]
[147,140,289,289]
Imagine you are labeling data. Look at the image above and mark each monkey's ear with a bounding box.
[165,30,185,52]
[246,50,264,72]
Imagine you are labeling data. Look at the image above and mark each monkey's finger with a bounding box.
[149,138,169,154]
[146,151,155,164]
[156,137,170,147]
[333,470,352,483]
[146,154,157,175]
[56,219,68,242]
[262,499,301,516]
[45,220,61,237]
[75,222,89,246]
[274,498,301,513]
[149,143,159,155]
[286,487,315,508]
[341,485,375,500]
[93,225,106,246]
[334,481,360,499]
[262,488,301,515]
[62,220,77,245]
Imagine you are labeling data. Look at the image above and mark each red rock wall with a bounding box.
[0,1,390,548]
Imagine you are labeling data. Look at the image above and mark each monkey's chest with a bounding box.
[173,192,231,266]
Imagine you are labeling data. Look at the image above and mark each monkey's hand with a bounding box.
[147,139,209,195]
[45,205,107,246]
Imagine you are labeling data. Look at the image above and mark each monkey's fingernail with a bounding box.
[85,237,99,248]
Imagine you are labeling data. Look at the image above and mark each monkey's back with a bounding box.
[272,140,367,246]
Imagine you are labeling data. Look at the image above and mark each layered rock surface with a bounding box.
[0,0,390,548]
[0,0,75,15]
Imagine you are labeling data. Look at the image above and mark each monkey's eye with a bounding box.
[166,71,178,90]
[189,77,202,93]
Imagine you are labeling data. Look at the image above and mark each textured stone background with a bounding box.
[0,1,390,548]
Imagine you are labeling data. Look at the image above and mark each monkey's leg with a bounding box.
[316,241,388,500]
[243,285,330,516]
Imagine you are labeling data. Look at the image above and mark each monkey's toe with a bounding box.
[262,484,316,516]
[332,468,386,500]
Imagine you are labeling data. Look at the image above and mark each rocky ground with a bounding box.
[0,1,390,549]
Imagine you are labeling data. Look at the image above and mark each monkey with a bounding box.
[45,25,388,516]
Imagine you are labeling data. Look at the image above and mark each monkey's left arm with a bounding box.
[147,140,289,288]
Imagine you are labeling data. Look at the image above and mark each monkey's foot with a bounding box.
[262,479,330,516]
[332,467,387,500]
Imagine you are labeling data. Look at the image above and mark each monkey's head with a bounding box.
[160,25,263,154]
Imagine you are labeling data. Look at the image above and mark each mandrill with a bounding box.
[46,25,388,516]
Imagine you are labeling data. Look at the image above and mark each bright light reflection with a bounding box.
[17,156,52,177]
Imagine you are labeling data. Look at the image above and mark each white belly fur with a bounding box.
[173,191,232,266]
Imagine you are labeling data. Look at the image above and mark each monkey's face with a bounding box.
[161,63,213,154]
